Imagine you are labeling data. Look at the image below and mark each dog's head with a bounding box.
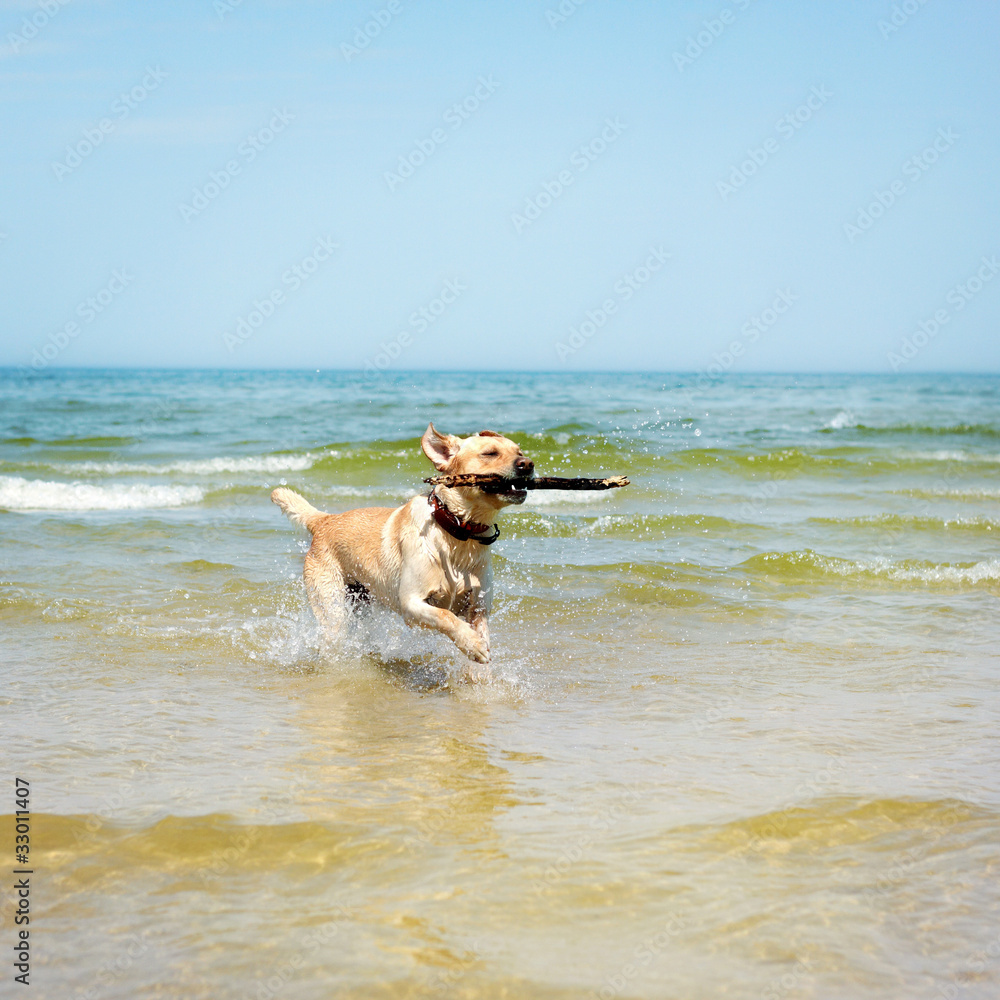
[421,423,534,507]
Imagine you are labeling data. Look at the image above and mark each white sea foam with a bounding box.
[0,476,204,511]
[824,410,854,430]
[896,487,1000,501]
[893,558,1000,585]
[48,454,317,476]
[827,554,1000,586]
[910,450,1000,464]
[524,489,614,507]
[529,431,573,445]
[319,485,406,501]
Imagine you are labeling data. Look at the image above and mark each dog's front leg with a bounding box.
[400,596,490,665]
[461,607,492,683]
[470,609,489,650]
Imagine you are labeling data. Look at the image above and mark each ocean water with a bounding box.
[2,369,999,1000]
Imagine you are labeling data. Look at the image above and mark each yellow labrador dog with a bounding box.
[272,424,533,676]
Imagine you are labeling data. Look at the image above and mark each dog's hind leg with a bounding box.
[303,553,349,653]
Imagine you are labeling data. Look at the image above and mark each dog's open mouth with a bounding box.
[480,476,530,503]
[500,484,528,503]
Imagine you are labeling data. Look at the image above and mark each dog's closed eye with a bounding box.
[481,449,499,457]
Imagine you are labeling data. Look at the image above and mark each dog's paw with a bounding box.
[460,663,492,684]
[459,633,491,664]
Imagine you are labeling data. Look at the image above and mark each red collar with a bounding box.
[428,491,500,545]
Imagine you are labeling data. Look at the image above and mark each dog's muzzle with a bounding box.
[500,457,533,503]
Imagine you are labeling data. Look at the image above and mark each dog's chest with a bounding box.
[425,542,490,610]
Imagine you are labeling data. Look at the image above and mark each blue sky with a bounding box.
[1,0,998,373]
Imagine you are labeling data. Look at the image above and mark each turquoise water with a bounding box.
[2,369,999,999]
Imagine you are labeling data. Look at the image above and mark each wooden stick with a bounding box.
[424,473,630,491]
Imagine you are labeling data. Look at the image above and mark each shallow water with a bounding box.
[2,369,999,999]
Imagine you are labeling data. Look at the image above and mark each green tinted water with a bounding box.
[2,370,998,998]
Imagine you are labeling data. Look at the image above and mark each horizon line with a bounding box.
[2,366,998,377]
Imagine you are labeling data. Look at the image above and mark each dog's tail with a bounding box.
[271,487,324,533]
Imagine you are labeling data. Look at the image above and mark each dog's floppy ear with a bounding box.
[421,423,462,470]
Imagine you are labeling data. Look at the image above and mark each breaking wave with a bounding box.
[14,454,318,477]
[741,549,1000,589]
[0,476,204,511]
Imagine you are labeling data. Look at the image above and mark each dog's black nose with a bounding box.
[515,456,534,475]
